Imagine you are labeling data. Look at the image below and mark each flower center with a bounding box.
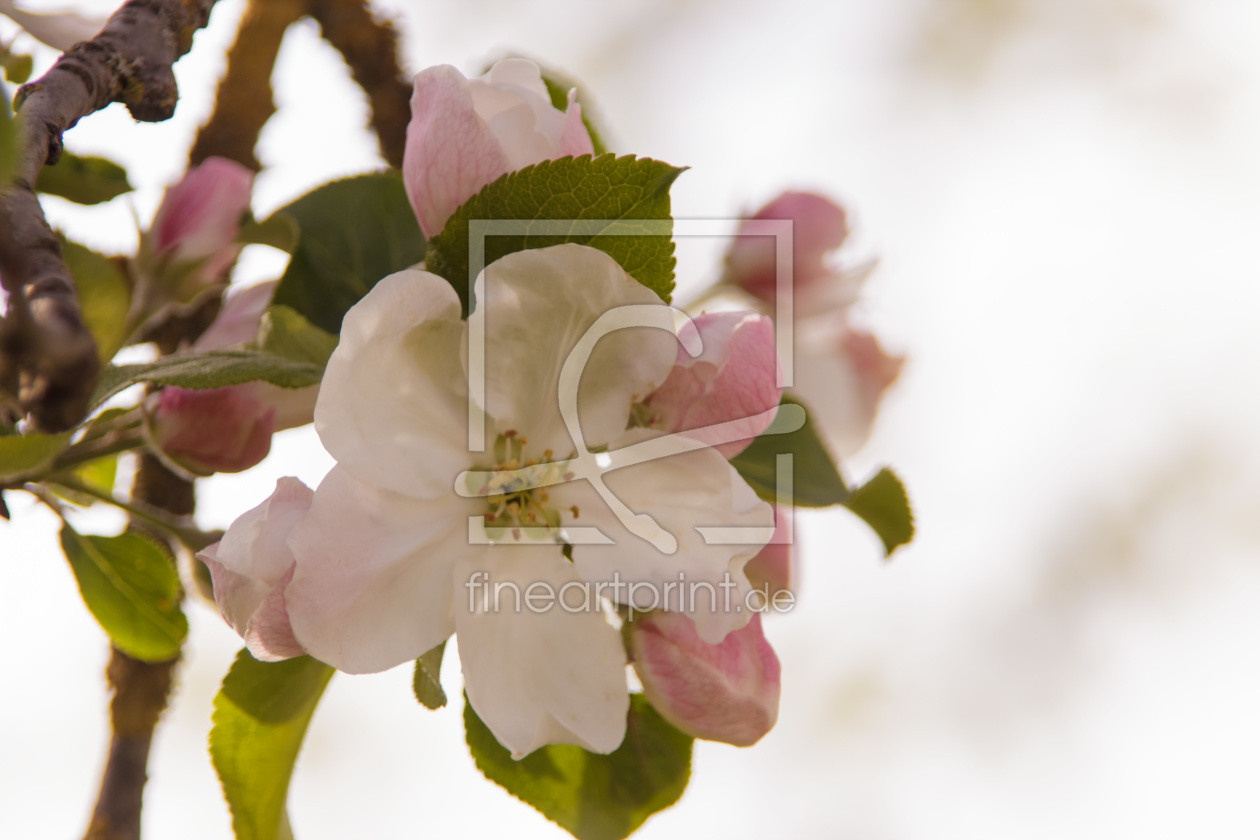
[471,430,578,544]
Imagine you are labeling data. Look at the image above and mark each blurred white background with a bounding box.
[4,0,1260,837]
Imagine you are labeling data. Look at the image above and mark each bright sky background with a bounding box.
[3,0,1260,837]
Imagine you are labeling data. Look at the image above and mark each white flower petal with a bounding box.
[285,466,473,674]
[556,428,774,644]
[200,478,312,661]
[315,269,474,498]
[470,59,569,167]
[205,477,312,634]
[455,546,629,758]
[0,2,104,51]
[474,244,676,458]
[483,57,551,102]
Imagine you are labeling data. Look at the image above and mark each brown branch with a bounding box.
[308,0,411,169]
[84,648,177,840]
[0,0,220,432]
[83,455,193,840]
[188,0,308,170]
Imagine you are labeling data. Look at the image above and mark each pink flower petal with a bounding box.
[743,507,793,597]
[559,93,595,158]
[151,386,275,475]
[795,320,904,457]
[725,190,849,302]
[644,311,782,458]
[242,564,305,661]
[404,65,513,238]
[198,477,313,661]
[193,280,277,351]
[629,610,780,747]
[403,61,596,238]
[152,157,253,266]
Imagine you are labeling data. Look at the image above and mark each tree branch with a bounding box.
[308,0,411,169]
[83,454,193,840]
[83,648,177,840]
[188,0,308,170]
[0,0,220,432]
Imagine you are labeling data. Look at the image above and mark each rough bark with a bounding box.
[0,0,220,432]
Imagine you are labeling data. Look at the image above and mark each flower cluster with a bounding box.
[201,59,793,758]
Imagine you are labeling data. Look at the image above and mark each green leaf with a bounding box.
[0,431,72,481]
[253,306,337,367]
[35,152,133,205]
[1,81,17,186]
[59,524,187,661]
[730,395,850,508]
[53,455,119,507]
[844,467,915,557]
[61,239,132,359]
[76,455,118,496]
[93,350,325,409]
[237,214,299,253]
[211,651,334,840]
[425,154,685,312]
[3,51,33,85]
[465,694,692,840]
[269,172,426,335]
[411,642,446,710]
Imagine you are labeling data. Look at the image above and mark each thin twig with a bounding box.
[49,476,216,551]
[188,0,308,170]
[83,454,191,840]
[84,647,177,840]
[0,0,220,433]
[308,0,412,169]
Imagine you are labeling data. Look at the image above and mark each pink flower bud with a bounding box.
[403,58,594,238]
[796,321,904,457]
[193,280,278,352]
[150,157,254,284]
[724,191,850,303]
[743,507,793,597]
[189,280,320,434]
[198,478,312,661]
[150,386,275,475]
[643,311,782,458]
[629,610,780,747]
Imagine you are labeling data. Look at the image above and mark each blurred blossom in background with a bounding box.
[3,0,1260,837]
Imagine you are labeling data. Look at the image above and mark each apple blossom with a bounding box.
[149,156,254,288]
[794,318,904,457]
[403,58,594,238]
[627,610,780,747]
[210,243,775,758]
[198,478,311,662]
[723,190,851,304]
[721,190,902,457]
[148,281,319,474]
[642,310,782,459]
